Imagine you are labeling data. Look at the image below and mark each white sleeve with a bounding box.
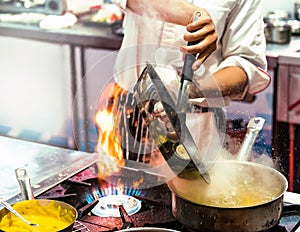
[111,0,127,10]
[217,0,270,95]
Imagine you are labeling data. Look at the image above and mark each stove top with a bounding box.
[38,164,300,232]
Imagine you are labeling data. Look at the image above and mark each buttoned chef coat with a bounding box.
[112,0,270,102]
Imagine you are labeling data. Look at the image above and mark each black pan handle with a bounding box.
[177,10,202,113]
[180,10,202,82]
[181,53,196,83]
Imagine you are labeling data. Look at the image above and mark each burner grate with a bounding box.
[73,220,90,232]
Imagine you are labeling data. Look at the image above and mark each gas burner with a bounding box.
[91,194,141,217]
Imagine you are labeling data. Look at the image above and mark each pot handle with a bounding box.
[15,167,35,200]
[236,117,265,161]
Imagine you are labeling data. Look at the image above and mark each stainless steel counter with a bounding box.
[265,36,300,69]
[266,36,300,58]
[0,136,98,205]
[1,20,299,62]
[0,21,122,50]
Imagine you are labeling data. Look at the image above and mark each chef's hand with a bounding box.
[180,9,217,71]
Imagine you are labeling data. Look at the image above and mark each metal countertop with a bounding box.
[0,136,98,205]
[0,21,123,50]
[266,36,300,57]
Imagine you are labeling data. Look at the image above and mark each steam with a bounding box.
[253,154,276,168]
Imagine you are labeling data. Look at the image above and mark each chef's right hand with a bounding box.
[180,8,218,70]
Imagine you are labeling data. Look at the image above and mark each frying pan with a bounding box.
[0,199,77,232]
[0,167,77,232]
[133,62,212,182]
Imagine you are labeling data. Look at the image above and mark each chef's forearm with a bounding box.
[190,66,248,100]
[213,66,248,99]
[126,0,198,25]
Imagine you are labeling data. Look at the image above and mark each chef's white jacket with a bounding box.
[112,0,270,100]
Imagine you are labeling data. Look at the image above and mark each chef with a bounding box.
[109,0,270,171]
[112,0,270,100]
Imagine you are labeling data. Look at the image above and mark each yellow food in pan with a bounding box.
[0,200,75,232]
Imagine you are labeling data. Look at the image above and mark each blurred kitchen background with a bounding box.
[0,0,300,191]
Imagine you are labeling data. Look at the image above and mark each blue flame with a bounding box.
[86,186,143,204]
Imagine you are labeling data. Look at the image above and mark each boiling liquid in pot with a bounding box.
[207,179,276,207]
[168,161,285,208]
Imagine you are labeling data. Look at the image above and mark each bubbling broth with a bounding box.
[168,161,285,208]
[203,179,277,207]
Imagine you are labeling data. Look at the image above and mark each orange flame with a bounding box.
[133,177,144,188]
[95,109,123,160]
[95,83,126,180]
[95,83,146,193]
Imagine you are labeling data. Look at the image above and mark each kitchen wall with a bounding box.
[0,36,74,148]
[262,0,295,16]
[0,34,119,152]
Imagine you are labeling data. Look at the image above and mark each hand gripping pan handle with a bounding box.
[176,10,202,115]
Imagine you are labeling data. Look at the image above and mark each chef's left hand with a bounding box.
[180,8,217,70]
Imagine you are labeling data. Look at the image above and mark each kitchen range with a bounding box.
[0,135,299,232]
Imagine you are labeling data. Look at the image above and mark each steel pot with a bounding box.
[168,160,288,232]
[264,20,292,44]
[287,20,300,35]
